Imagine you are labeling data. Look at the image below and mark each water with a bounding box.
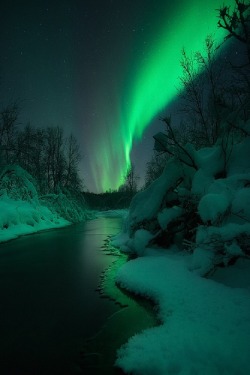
[0,217,123,374]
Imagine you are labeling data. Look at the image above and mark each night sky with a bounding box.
[0,0,235,193]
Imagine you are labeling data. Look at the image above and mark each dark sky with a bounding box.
[0,0,166,192]
[0,0,237,192]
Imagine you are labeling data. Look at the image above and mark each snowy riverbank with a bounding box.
[110,127,250,374]
[0,165,91,243]
[114,247,250,375]
[0,195,71,243]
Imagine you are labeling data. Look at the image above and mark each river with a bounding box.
[0,217,126,374]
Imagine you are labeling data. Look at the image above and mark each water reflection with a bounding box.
[0,217,122,375]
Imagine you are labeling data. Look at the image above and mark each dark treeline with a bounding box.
[83,191,133,210]
[0,107,83,195]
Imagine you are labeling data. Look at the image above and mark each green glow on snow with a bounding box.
[93,0,234,192]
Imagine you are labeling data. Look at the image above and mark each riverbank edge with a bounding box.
[0,209,96,245]
[80,234,159,373]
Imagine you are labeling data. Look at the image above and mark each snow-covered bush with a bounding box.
[0,167,71,242]
[114,121,250,274]
[0,165,88,242]
[40,190,87,223]
[0,165,39,203]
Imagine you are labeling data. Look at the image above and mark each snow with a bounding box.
[191,169,214,195]
[0,196,70,242]
[227,137,250,175]
[211,257,250,289]
[232,188,250,222]
[195,145,224,176]
[0,165,88,243]
[198,192,231,223]
[0,193,71,242]
[157,206,183,230]
[196,223,250,244]
[189,247,215,276]
[111,124,250,374]
[128,158,183,227]
[1,119,249,374]
[115,251,250,375]
[132,229,153,256]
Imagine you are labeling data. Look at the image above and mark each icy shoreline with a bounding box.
[80,230,157,373]
[0,196,70,244]
[0,165,91,244]
[114,248,250,375]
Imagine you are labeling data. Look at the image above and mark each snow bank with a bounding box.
[0,165,88,243]
[115,252,250,375]
[0,196,70,242]
[40,191,87,223]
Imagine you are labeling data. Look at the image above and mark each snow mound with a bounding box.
[115,253,250,375]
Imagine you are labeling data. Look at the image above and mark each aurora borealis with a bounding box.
[0,0,235,192]
[92,0,235,192]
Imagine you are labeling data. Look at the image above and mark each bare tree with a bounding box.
[178,34,231,147]
[154,116,198,171]
[144,151,169,188]
[64,133,82,191]
[0,104,19,163]
[217,0,250,123]
[45,126,65,191]
[120,163,139,194]
[217,0,250,62]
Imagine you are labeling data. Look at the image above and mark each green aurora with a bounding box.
[92,0,235,192]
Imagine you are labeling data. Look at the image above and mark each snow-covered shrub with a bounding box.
[232,187,250,222]
[198,192,231,224]
[131,229,153,256]
[40,191,86,223]
[0,168,71,242]
[114,156,198,256]
[192,132,250,272]
[114,120,250,273]
[128,158,184,229]
[157,206,183,230]
[0,165,88,242]
[0,165,39,204]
